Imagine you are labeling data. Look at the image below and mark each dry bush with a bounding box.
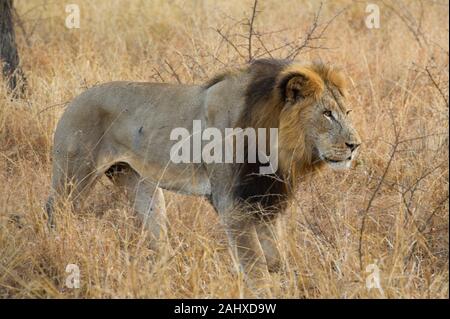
[0,0,448,298]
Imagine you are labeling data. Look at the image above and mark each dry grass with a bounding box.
[0,0,448,298]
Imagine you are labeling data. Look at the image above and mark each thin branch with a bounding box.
[425,66,449,108]
[382,1,428,47]
[164,60,181,84]
[254,32,274,59]
[403,194,449,270]
[214,28,246,60]
[286,3,348,60]
[247,0,259,62]
[150,67,165,82]
[358,113,400,272]
[37,100,70,114]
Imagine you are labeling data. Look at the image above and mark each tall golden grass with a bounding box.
[0,0,448,298]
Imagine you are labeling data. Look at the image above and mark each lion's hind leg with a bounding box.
[46,151,101,227]
[46,118,108,227]
[106,163,167,251]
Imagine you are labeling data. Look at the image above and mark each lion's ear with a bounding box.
[279,69,324,104]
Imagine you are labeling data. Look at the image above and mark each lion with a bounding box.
[46,58,361,280]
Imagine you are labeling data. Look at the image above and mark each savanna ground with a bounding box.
[0,0,448,298]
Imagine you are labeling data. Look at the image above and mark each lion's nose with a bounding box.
[345,142,361,152]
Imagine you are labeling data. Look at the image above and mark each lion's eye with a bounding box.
[323,110,332,118]
[346,110,352,116]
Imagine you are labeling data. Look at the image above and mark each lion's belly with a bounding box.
[158,169,212,196]
[98,125,212,197]
[130,157,212,196]
[128,158,211,196]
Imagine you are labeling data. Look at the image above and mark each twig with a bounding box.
[150,67,165,82]
[164,60,181,84]
[254,32,274,59]
[403,194,449,270]
[214,28,246,60]
[382,1,428,47]
[425,66,449,108]
[247,0,259,62]
[37,101,70,114]
[358,112,400,272]
[286,3,348,60]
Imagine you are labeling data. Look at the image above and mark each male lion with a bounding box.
[46,59,361,279]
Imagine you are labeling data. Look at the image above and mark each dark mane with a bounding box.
[234,59,293,219]
[245,59,289,107]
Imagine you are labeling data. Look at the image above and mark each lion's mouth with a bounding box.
[323,156,351,163]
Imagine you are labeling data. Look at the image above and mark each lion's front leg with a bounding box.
[207,167,270,283]
[255,217,282,273]
[223,215,270,281]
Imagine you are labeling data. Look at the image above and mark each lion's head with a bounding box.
[244,59,361,180]
[277,63,361,171]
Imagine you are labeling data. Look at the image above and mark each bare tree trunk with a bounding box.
[0,0,26,97]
